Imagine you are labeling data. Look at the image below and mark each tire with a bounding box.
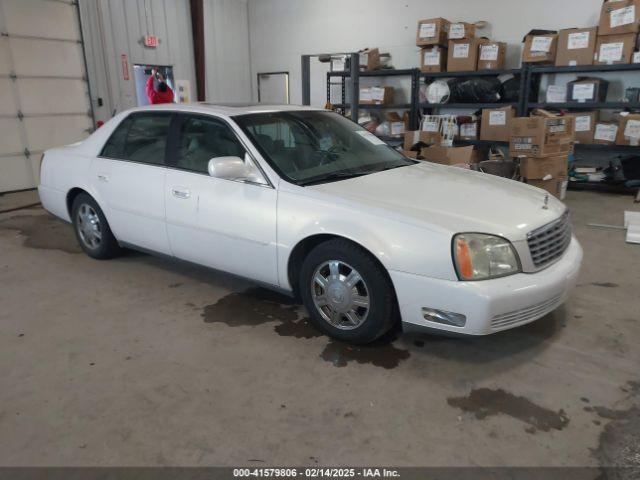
[71,193,121,260]
[299,238,399,344]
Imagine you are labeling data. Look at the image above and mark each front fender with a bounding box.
[277,189,457,290]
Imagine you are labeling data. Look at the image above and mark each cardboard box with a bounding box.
[616,113,640,145]
[359,48,380,71]
[478,42,506,70]
[421,145,476,166]
[567,77,609,103]
[546,85,568,103]
[420,46,447,73]
[447,38,489,72]
[523,33,558,63]
[480,106,516,142]
[402,150,419,159]
[565,111,599,143]
[595,33,638,64]
[404,130,441,150]
[448,22,476,40]
[594,121,619,144]
[520,155,569,179]
[458,121,478,140]
[417,18,450,46]
[556,27,598,66]
[360,86,394,105]
[527,175,568,200]
[599,0,640,36]
[509,114,575,158]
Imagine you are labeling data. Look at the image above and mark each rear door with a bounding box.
[164,114,278,285]
[91,112,172,255]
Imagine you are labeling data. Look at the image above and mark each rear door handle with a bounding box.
[171,188,190,199]
[97,173,109,182]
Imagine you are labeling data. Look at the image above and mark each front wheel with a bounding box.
[71,193,121,259]
[299,239,399,344]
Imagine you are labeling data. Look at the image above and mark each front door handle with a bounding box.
[171,188,191,199]
[97,173,109,182]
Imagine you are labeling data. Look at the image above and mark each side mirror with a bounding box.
[207,154,267,185]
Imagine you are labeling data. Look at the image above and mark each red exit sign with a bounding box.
[144,35,158,48]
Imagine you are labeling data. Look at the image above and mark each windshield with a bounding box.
[234,110,415,185]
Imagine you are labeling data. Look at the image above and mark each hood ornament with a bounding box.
[542,193,549,210]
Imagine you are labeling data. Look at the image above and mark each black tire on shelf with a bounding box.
[299,238,399,344]
[71,193,121,260]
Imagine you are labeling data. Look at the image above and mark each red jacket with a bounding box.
[146,75,174,104]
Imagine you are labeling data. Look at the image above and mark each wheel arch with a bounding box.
[286,233,396,301]
[66,187,90,218]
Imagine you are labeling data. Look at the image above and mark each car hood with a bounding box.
[308,162,567,240]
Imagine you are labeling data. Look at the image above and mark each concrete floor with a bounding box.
[0,190,639,467]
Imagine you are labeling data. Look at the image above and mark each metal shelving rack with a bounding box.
[326,67,420,132]
[302,55,640,158]
[524,63,640,191]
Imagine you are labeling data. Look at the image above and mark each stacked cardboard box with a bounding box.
[595,0,640,64]
[556,27,598,66]
[480,106,516,142]
[522,31,558,64]
[417,18,449,72]
[510,110,575,199]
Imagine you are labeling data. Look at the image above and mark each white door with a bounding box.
[91,112,172,255]
[165,115,278,285]
[0,0,93,192]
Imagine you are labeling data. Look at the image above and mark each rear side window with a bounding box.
[101,113,172,165]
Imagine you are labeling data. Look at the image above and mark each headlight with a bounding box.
[453,233,521,281]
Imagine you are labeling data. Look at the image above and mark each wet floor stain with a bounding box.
[0,214,80,254]
[591,381,640,473]
[591,282,619,288]
[201,287,322,339]
[168,282,183,288]
[320,336,410,369]
[447,388,569,433]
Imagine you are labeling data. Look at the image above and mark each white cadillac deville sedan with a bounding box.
[39,104,583,344]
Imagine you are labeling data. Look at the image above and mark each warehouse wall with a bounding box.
[247,0,605,106]
[204,0,252,102]
[79,0,196,122]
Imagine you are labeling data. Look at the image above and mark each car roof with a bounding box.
[124,102,321,117]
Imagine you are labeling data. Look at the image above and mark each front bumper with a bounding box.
[390,236,583,336]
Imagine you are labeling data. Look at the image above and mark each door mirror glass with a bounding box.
[207,153,267,185]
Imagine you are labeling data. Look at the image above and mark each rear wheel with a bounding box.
[71,193,121,259]
[299,239,398,344]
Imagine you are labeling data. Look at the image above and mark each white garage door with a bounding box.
[0,0,93,193]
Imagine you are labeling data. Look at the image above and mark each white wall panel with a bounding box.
[247,0,604,105]
[17,79,89,115]
[10,39,86,77]
[24,116,92,152]
[204,0,252,102]
[2,0,79,39]
[0,79,16,115]
[0,38,10,75]
[0,119,24,154]
[0,155,40,193]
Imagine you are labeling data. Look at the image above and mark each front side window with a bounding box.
[101,113,172,165]
[234,111,414,185]
[175,116,246,174]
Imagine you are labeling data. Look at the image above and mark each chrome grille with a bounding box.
[491,294,563,331]
[527,210,572,269]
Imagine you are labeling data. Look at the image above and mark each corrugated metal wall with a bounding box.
[203,0,252,103]
[78,0,197,122]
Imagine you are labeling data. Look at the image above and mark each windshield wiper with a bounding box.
[299,171,370,186]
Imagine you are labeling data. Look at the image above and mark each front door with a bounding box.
[91,112,172,254]
[164,114,278,285]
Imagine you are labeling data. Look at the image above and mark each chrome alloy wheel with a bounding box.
[76,204,102,249]
[311,260,370,330]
